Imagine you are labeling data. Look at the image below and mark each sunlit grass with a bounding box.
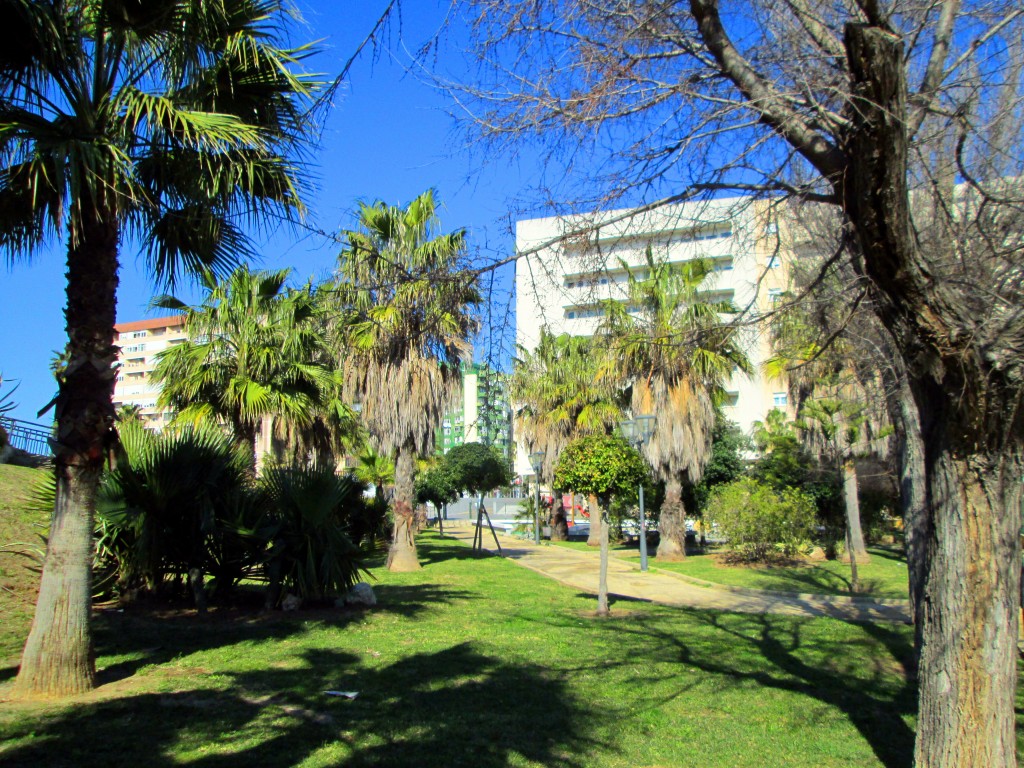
[0,528,926,767]
[550,537,909,599]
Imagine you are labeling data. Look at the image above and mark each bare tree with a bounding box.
[456,1,1024,765]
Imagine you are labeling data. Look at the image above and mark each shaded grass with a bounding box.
[0,532,927,767]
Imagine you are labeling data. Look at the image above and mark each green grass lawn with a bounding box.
[0,464,48,664]
[1,481,1019,767]
[654,548,910,600]
[552,539,910,599]
[1,531,923,767]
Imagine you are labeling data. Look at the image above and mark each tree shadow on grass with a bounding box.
[0,643,602,768]
[598,609,916,768]
[413,536,495,566]
[88,582,477,686]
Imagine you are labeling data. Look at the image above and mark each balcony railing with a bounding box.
[0,416,53,457]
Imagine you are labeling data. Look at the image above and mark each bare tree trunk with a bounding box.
[586,493,602,547]
[841,26,1022,765]
[656,476,687,560]
[387,445,420,571]
[15,216,119,698]
[597,503,610,616]
[842,459,870,564]
[914,446,1022,767]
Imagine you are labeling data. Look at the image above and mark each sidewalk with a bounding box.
[441,523,912,623]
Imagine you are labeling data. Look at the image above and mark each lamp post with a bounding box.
[529,451,546,545]
[620,415,656,571]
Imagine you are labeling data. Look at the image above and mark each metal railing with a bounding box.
[0,416,53,457]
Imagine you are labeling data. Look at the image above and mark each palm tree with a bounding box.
[510,329,622,541]
[598,253,751,560]
[0,0,320,697]
[152,265,334,469]
[336,190,479,571]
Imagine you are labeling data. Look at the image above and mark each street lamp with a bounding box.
[529,451,546,545]
[620,414,655,571]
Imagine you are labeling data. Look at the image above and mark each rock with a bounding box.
[343,582,377,607]
[806,546,828,562]
[281,593,302,611]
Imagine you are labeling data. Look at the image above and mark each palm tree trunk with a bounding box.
[15,216,119,698]
[656,476,688,560]
[387,444,420,571]
[550,488,569,541]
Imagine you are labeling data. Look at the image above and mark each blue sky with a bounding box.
[0,2,535,424]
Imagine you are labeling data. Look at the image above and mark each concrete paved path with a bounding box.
[441,523,911,623]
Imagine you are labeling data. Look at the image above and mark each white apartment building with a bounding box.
[514,195,795,477]
[112,315,187,428]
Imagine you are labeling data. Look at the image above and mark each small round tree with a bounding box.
[554,435,649,615]
[445,442,511,497]
[415,462,459,528]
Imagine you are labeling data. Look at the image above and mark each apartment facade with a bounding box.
[439,362,514,462]
[513,195,795,477]
[112,315,187,429]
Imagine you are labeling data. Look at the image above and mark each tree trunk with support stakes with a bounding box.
[387,445,421,571]
[15,215,119,698]
[656,476,688,560]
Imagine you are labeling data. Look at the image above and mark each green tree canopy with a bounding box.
[153,265,334,462]
[415,462,460,510]
[444,442,510,496]
[553,435,648,507]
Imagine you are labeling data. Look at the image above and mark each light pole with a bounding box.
[620,415,655,571]
[529,451,546,545]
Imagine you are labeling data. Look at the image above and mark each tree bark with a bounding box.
[15,216,119,698]
[913,444,1022,767]
[656,476,688,560]
[550,488,569,541]
[888,367,928,669]
[841,25,1023,767]
[586,493,602,546]
[841,459,870,564]
[596,502,610,616]
[386,445,421,571]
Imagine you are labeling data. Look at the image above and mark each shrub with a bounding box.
[705,478,817,563]
[259,464,367,605]
[97,419,257,604]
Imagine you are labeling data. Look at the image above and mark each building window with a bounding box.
[773,392,788,408]
[767,255,781,269]
[130,331,147,339]
[768,288,783,304]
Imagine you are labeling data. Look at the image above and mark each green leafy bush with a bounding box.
[97,419,257,602]
[705,478,817,563]
[258,464,367,604]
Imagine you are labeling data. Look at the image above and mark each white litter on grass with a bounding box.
[324,690,359,699]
